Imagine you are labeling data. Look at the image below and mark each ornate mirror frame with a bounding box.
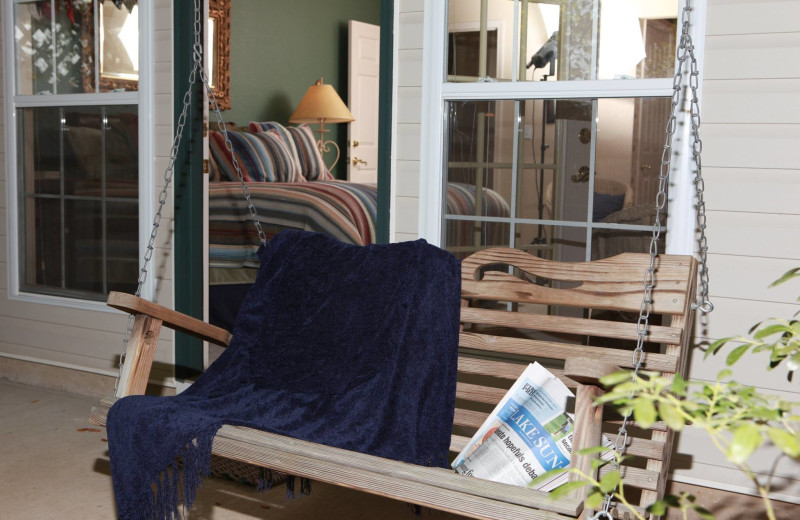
[208,0,231,110]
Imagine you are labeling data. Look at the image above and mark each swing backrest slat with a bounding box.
[453,248,698,516]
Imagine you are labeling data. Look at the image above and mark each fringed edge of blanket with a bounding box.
[124,433,214,520]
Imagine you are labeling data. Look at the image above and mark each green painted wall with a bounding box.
[222,0,380,178]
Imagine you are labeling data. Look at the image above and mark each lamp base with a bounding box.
[314,122,340,172]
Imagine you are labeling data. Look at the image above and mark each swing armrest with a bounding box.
[108,291,232,348]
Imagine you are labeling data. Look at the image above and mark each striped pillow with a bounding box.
[248,121,300,164]
[250,121,333,181]
[208,129,304,183]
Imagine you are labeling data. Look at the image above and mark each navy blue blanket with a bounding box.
[106,231,461,520]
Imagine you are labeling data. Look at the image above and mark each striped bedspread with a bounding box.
[209,181,509,268]
[210,181,377,268]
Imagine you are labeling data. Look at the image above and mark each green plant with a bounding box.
[597,369,798,520]
[546,268,800,520]
[706,268,800,382]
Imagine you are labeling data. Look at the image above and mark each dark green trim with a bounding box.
[173,1,392,375]
[377,0,393,244]
[173,1,204,380]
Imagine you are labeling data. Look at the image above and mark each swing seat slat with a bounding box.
[92,248,697,519]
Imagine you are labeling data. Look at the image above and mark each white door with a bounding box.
[347,21,380,183]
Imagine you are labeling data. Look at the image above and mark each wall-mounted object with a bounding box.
[208,0,231,110]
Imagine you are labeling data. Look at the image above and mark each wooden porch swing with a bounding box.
[90,2,710,519]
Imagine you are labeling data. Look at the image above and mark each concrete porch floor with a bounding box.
[0,378,797,520]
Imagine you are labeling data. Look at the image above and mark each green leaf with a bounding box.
[590,457,609,471]
[769,267,800,288]
[767,427,800,458]
[599,370,633,387]
[598,470,621,494]
[585,491,605,510]
[658,401,685,431]
[716,369,733,381]
[576,445,609,456]
[706,337,733,358]
[634,399,657,428]
[726,343,751,366]
[548,480,590,500]
[727,423,763,465]
[670,373,687,395]
[692,505,716,520]
[646,501,668,516]
[753,323,791,340]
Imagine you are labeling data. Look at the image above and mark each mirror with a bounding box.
[208,0,231,110]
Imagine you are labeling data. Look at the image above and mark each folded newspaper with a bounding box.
[452,362,612,491]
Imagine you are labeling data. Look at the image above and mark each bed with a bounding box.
[207,123,510,331]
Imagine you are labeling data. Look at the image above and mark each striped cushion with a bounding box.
[208,129,304,183]
[250,121,333,181]
[248,121,300,164]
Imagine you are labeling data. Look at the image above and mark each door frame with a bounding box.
[173,0,394,377]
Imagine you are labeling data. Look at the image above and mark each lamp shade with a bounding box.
[289,78,355,124]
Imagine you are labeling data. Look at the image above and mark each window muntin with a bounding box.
[8,0,143,303]
[446,0,678,83]
[443,96,669,261]
[18,105,139,300]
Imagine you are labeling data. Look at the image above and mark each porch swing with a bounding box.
[89,1,711,519]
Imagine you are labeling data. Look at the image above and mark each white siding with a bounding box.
[0,4,176,385]
[392,0,800,503]
[676,0,800,500]
[391,0,425,241]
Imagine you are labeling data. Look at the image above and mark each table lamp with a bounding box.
[289,78,355,171]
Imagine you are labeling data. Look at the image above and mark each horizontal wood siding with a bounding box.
[681,0,800,502]
[392,0,424,241]
[0,4,176,385]
[391,0,800,504]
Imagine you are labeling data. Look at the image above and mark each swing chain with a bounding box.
[683,6,713,314]
[116,0,266,394]
[195,1,267,246]
[592,2,707,517]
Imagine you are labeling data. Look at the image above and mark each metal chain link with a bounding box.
[114,0,266,394]
[591,2,710,518]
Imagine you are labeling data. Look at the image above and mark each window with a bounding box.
[5,0,151,304]
[420,0,703,261]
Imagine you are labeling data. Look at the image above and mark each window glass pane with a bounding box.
[18,107,61,194]
[595,96,670,225]
[18,105,139,300]
[99,1,139,92]
[106,202,139,294]
[22,197,63,288]
[53,1,92,94]
[446,0,678,83]
[516,99,589,223]
[15,1,53,95]
[445,99,515,213]
[104,106,140,187]
[65,199,103,293]
[445,219,509,258]
[448,0,519,82]
[517,223,587,264]
[63,106,103,195]
[591,228,659,260]
[13,1,139,95]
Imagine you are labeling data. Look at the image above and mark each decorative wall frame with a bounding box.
[208,0,231,110]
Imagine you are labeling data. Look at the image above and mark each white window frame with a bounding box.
[419,0,707,256]
[3,0,155,312]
